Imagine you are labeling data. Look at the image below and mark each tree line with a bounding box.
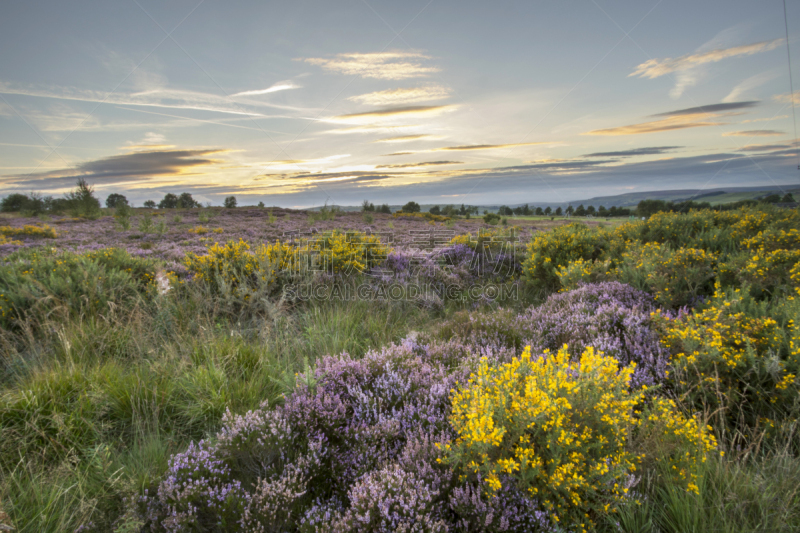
[0,182,241,215]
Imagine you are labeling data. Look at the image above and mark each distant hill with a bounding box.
[307,185,800,212]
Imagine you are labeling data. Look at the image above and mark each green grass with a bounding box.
[0,274,433,532]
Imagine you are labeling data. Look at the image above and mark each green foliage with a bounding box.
[177,192,200,209]
[105,193,128,209]
[0,247,156,329]
[523,223,605,291]
[158,193,178,209]
[114,202,133,231]
[224,196,238,208]
[65,179,101,219]
[143,200,156,209]
[401,200,420,213]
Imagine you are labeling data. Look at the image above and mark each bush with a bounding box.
[0,224,57,239]
[224,196,238,208]
[0,248,156,329]
[655,284,800,443]
[523,223,605,291]
[441,344,716,528]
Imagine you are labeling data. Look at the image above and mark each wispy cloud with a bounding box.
[652,101,758,116]
[432,142,548,152]
[630,39,783,80]
[722,130,785,137]
[736,143,791,151]
[300,51,439,80]
[376,160,462,169]
[583,146,682,157]
[331,105,456,123]
[230,82,300,97]
[348,86,451,105]
[3,148,226,189]
[0,81,313,119]
[723,72,777,102]
[321,124,420,135]
[587,115,724,136]
[381,141,549,156]
[773,91,800,105]
[373,134,441,143]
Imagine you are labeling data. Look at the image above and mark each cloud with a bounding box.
[586,115,724,136]
[376,161,462,169]
[331,105,456,122]
[231,82,300,97]
[348,86,451,105]
[742,115,788,123]
[736,143,792,151]
[0,81,314,120]
[432,142,548,152]
[3,148,226,189]
[630,39,783,80]
[373,134,441,143]
[773,91,800,105]
[300,51,439,80]
[321,124,420,135]
[583,146,682,157]
[722,130,785,137]
[381,142,549,156]
[652,101,758,116]
[723,72,777,102]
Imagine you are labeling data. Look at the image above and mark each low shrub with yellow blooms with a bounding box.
[654,283,800,437]
[440,344,717,529]
[0,224,58,239]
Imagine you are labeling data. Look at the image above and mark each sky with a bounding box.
[1,0,799,208]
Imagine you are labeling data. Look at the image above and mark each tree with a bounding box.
[362,200,375,212]
[498,205,513,216]
[459,204,467,216]
[636,199,668,218]
[781,193,795,203]
[378,204,392,214]
[224,196,238,208]
[65,179,101,217]
[555,206,563,216]
[535,207,544,216]
[761,194,781,204]
[106,193,128,209]
[178,192,201,209]
[258,201,265,208]
[159,193,179,209]
[544,206,552,215]
[598,205,609,217]
[566,205,574,215]
[429,205,441,215]
[143,200,156,208]
[574,204,586,216]
[0,193,31,213]
[586,205,596,215]
[401,201,420,213]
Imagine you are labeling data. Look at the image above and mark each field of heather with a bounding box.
[1,203,799,533]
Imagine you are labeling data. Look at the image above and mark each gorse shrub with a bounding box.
[441,345,717,530]
[527,206,799,306]
[523,223,605,291]
[0,224,58,239]
[654,284,800,444]
[0,247,156,329]
[442,345,643,529]
[616,243,717,308]
[309,230,389,274]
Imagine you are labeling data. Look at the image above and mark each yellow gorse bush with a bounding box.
[0,235,22,246]
[441,344,717,529]
[183,231,391,291]
[449,227,519,253]
[0,224,58,239]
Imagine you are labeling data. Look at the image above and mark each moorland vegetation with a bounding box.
[0,186,798,532]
